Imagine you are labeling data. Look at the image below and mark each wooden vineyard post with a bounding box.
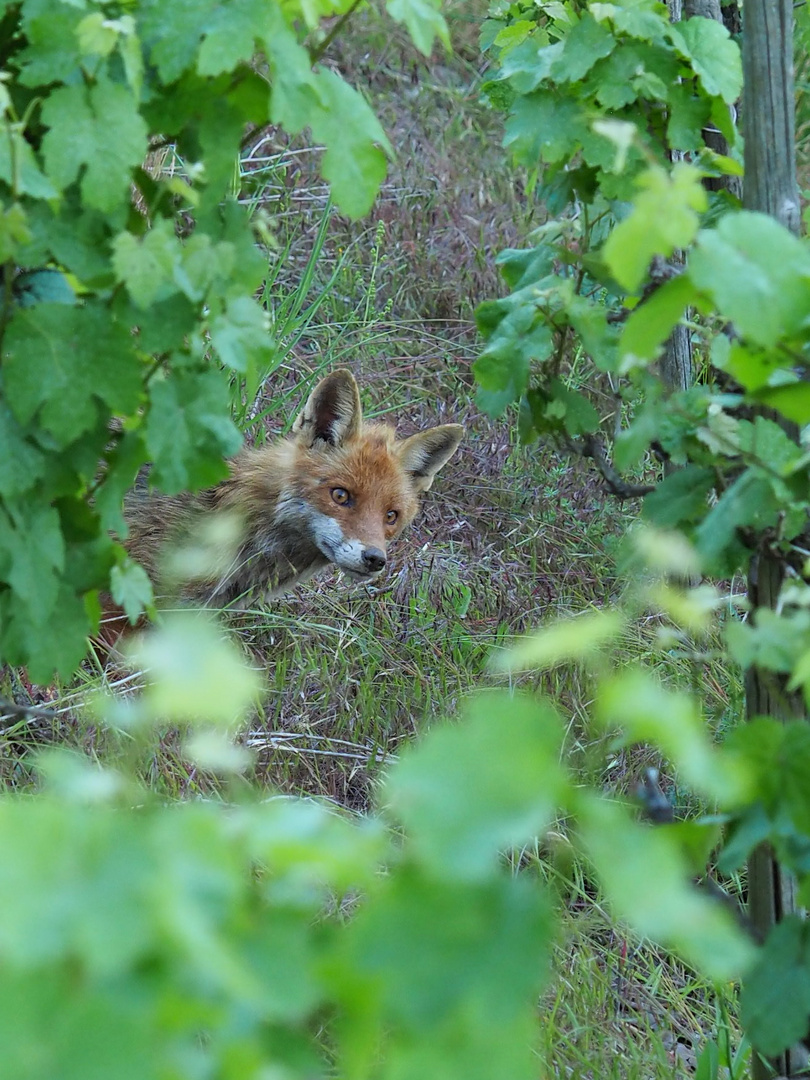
[742,0,806,1075]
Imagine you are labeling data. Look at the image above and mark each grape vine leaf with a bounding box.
[551,13,615,83]
[110,556,154,622]
[386,0,450,56]
[688,212,810,348]
[741,917,810,1056]
[311,70,392,219]
[3,304,143,446]
[0,405,46,498]
[197,0,264,75]
[146,371,242,494]
[112,224,179,310]
[671,16,742,104]
[384,692,566,880]
[604,164,707,292]
[41,81,148,213]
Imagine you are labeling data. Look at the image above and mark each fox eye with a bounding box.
[331,487,351,505]
[386,510,398,525]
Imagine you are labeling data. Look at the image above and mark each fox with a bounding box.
[121,369,464,612]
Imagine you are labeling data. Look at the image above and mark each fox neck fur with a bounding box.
[123,369,463,608]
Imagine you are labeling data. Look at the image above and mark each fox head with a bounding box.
[279,369,464,582]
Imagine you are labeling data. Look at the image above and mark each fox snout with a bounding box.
[336,542,387,581]
[362,547,386,572]
[310,516,389,580]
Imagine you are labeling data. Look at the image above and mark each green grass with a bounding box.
[2,2,748,1075]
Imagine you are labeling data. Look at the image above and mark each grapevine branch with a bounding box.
[0,697,59,724]
[606,256,684,324]
[569,434,656,499]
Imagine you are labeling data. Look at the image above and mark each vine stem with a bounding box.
[239,0,365,156]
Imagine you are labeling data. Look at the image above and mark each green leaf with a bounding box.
[127,613,262,727]
[0,503,64,620]
[209,296,273,374]
[725,608,806,675]
[604,164,707,292]
[0,403,45,498]
[345,872,550,1022]
[551,13,615,83]
[688,212,810,348]
[596,668,751,804]
[694,469,780,571]
[621,275,698,362]
[586,45,646,109]
[642,466,715,528]
[41,81,148,213]
[110,556,153,624]
[77,12,119,57]
[578,794,755,982]
[473,304,553,418]
[497,38,564,94]
[741,917,810,1056]
[385,692,567,880]
[139,0,218,82]
[566,294,618,369]
[0,202,31,263]
[386,0,450,56]
[339,870,550,1080]
[264,10,325,133]
[263,14,391,217]
[671,16,742,104]
[495,245,555,290]
[492,19,534,53]
[197,0,264,75]
[146,370,242,493]
[667,84,712,151]
[2,584,92,681]
[548,376,601,435]
[716,802,772,874]
[311,70,392,219]
[0,124,58,200]
[4,304,142,446]
[754,382,810,425]
[17,6,83,87]
[13,269,75,307]
[591,0,669,41]
[493,609,625,672]
[94,432,149,535]
[724,718,810,836]
[737,416,803,474]
[111,223,179,310]
[27,199,114,286]
[504,92,587,165]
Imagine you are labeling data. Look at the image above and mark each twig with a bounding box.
[308,0,365,63]
[0,697,60,724]
[572,434,656,499]
[606,257,685,324]
[239,0,365,156]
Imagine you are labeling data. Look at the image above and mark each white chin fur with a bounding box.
[341,567,383,583]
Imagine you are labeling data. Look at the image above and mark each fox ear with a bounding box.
[398,424,464,492]
[293,369,362,447]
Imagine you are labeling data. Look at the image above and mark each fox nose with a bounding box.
[362,547,386,572]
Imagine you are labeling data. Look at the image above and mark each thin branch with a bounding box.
[239,0,365,156]
[308,0,365,63]
[571,433,656,499]
[606,256,685,324]
[0,697,60,724]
